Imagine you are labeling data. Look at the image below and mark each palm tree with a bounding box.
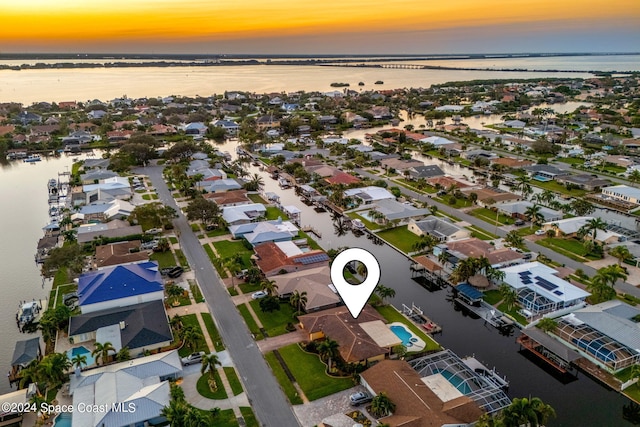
[589,265,627,303]
[19,360,44,389]
[375,284,396,305]
[201,354,221,392]
[318,338,340,373]
[609,245,632,266]
[161,397,189,426]
[537,317,558,333]
[504,230,524,249]
[578,217,608,241]
[71,354,87,371]
[629,169,640,188]
[412,234,439,254]
[501,396,555,427]
[115,347,131,362]
[166,284,184,306]
[39,352,72,390]
[370,392,396,417]
[247,173,264,191]
[180,325,203,353]
[92,341,115,366]
[290,290,308,315]
[524,204,544,230]
[499,284,518,311]
[261,279,279,297]
[515,175,532,198]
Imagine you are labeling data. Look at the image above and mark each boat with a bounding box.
[23,154,42,163]
[462,356,509,390]
[352,219,366,230]
[16,300,44,330]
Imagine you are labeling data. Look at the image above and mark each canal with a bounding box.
[214,139,635,426]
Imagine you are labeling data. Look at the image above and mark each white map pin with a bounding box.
[331,248,381,319]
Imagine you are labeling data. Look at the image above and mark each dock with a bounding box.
[454,284,516,330]
[301,226,322,238]
[402,303,442,334]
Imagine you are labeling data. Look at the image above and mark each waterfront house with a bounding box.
[200,178,242,193]
[344,186,395,205]
[69,351,182,427]
[369,199,431,224]
[324,171,361,185]
[253,241,330,277]
[298,305,398,364]
[438,238,525,269]
[222,203,267,226]
[541,217,622,244]
[76,220,143,244]
[461,187,521,207]
[229,219,299,246]
[407,216,471,242]
[555,174,610,191]
[271,266,341,312]
[380,157,424,172]
[94,241,149,269]
[554,300,640,373]
[500,262,590,317]
[9,337,42,386]
[77,261,164,314]
[360,359,484,427]
[203,189,251,207]
[407,164,445,180]
[80,169,119,184]
[78,199,135,222]
[183,122,207,135]
[522,164,569,181]
[212,119,240,135]
[68,300,172,357]
[601,185,640,205]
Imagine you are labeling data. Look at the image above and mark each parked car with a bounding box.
[349,391,372,406]
[141,240,159,250]
[145,228,163,235]
[535,229,546,236]
[160,266,178,276]
[181,351,205,366]
[167,266,184,278]
[514,219,525,226]
[251,291,268,299]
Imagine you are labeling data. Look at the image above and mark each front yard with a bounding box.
[278,344,354,401]
[249,300,298,337]
[536,237,600,261]
[469,208,515,226]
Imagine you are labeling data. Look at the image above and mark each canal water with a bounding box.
[215,140,635,427]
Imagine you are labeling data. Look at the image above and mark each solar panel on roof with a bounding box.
[295,253,330,265]
[535,277,558,291]
[522,279,532,284]
[519,271,532,277]
[553,290,564,296]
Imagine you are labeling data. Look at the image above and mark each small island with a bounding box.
[374,80,384,84]
[330,82,350,87]
[358,81,365,86]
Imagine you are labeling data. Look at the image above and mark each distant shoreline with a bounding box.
[0,53,638,75]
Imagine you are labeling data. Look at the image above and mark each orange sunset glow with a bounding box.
[1,0,639,53]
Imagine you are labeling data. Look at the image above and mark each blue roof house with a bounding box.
[78,262,164,314]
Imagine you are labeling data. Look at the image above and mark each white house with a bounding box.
[344,186,395,205]
[601,185,640,205]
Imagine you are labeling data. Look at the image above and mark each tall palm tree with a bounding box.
[515,175,532,198]
[201,354,221,392]
[290,290,308,314]
[261,279,279,297]
[609,245,632,266]
[318,338,340,372]
[375,284,396,305]
[504,230,524,249]
[370,392,396,417]
[161,398,189,426]
[578,217,608,241]
[19,360,44,389]
[71,354,87,371]
[501,396,556,427]
[499,284,518,311]
[412,234,439,254]
[40,352,72,389]
[537,317,558,333]
[180,325,203,353]
[629,169,640,188]
[92,341,115,366]
[524,204,544,230]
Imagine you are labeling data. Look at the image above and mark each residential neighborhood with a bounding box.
[2,71,640,427]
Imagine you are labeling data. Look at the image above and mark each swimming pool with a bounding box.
[435,369,473,394]
[67,345,96,368]
[533,175,552,182]
[389,324,421,348]
[53,412,72,427]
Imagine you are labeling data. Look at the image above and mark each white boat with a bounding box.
[23,154,42,163]
[352,219,366,230]
[17,301,43,328]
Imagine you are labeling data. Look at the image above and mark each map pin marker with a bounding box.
[331,248,381,319]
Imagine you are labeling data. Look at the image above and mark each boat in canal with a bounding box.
[23,154,42,163]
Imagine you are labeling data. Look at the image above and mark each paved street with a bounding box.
[356,168,640,298]
[140,165,300,427]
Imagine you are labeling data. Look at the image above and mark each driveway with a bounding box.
[293,386,374,427]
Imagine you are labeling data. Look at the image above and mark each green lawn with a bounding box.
[239,282,262,295]
[497,302,528,325]
[141,193,159,200]
[149,250,176,268]
[557,157,585,166]
[467,226,499,241]
[396,178,438,193]
[536,237,593,261]
[530,179,587,197]
[278,344,353,401]
[469,208,515,226]
[201,312,225,352]
[347,211,382,230]
[52,283,77,309]
[240,407,259,427]
[206,228,230,238]
[513,225,540,237]
[248,194,267,204]
[264,351,303,405]
[174,249,189,268]
[434,196,473,209]
[237,303,263,340]
[189,281,205,303]
[249,300,297,337]
[203,244,228,278]
[265,206,289,220]
[196,372,228,399]
[52,267,70,288]
[191,223,201,232]
[376,226,422,253]
[178,314,210,356]
[213,241,252,269]
[223,367,243,396]
[375,305,441,352]
[169,237,179,244]
[298,231,322,250]
[483,290,502,305]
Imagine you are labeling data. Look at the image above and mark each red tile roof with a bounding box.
[325,171,360,185]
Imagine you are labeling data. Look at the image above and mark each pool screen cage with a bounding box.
[555,318,640,372]
[409,350,511,414]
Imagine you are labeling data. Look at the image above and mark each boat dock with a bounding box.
[301,226,322,239]
[454,284,516,330]
[402,303,442,334]
[462,355,509,390]
[16,299,48,332]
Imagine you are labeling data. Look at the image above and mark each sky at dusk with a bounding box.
[1,0,639,54]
